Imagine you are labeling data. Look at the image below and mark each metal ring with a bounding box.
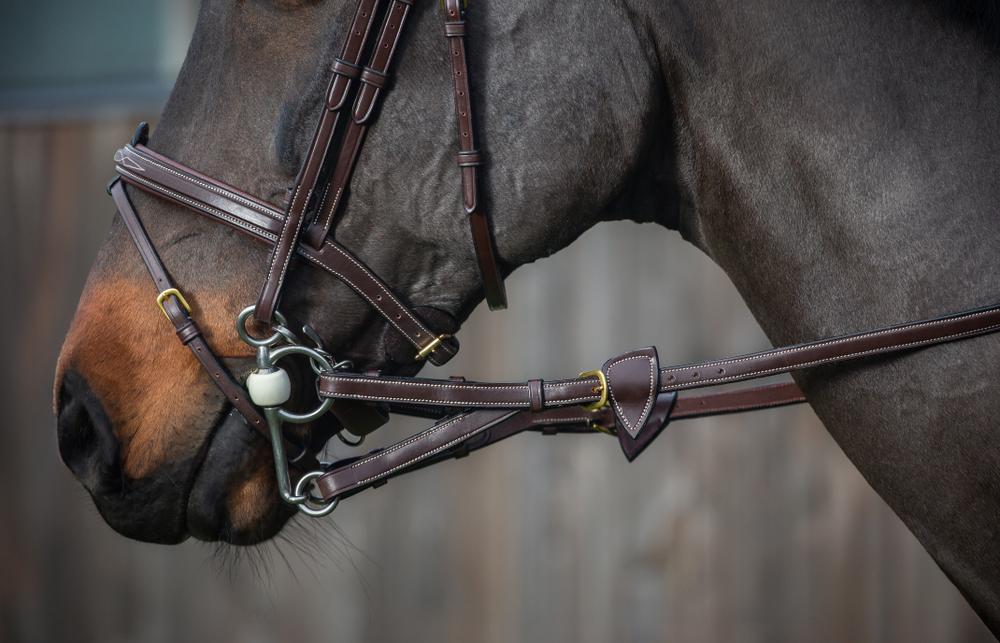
[294,471,339,517]
[236,306,290,348]
[269,344,335,423]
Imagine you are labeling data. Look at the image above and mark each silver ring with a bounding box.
[294,471,339,517]
[269,344,335,423]
[236,306,290,347]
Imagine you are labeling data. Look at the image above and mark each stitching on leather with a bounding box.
[121,161,437,352]
[324,243,435,341]
[329,378,526,391]
[660,309,1000,380]
[606,355,655,435]
[265,184,309,308]
[319,390,599,406]
[661,323,1000,390]
[312,183,334,229]
[320,376,602,405]
[345,412,513,490]
[118,170,277,241]
[127,148,279,220]
[316,185,344,232]
[323,392,529,406]
[298,253,414,341]
[350,413,473,469]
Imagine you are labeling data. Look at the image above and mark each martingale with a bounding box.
[106,0,1000,516]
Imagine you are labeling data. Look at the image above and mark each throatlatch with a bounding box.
[106,0,1000,518]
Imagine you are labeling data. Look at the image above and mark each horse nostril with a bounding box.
[56,370,122,493]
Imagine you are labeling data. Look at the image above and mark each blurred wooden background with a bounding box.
[0,118,993,643]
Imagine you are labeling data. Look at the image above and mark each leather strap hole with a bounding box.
[691,372,699,379]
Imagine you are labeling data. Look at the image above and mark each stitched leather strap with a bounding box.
[109,179,322,470]
[311,383,809,503]
[302,0,417,249]
[255,0,385,323]
[318,303,1000,407]
[443,0,507,309]
[114,144,460,366]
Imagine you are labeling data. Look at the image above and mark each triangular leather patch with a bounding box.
[616,391,677,462]
[602,347,660,438]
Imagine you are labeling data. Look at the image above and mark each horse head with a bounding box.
[54,0,665,544]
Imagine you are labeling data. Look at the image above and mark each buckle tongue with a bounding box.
[578,369,608,412]
[415,334,451,361]
[155,288,191,320]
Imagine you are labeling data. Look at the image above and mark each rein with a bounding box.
[107,0,1000,517]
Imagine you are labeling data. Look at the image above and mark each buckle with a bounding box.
[415,334,451,361]
[578,369,608,412]
[156,288,192,320]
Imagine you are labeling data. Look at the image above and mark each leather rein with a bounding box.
[107,0,1000,516]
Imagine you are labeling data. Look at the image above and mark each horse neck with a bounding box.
[655,1,1000,628]
[655,0,1000,339]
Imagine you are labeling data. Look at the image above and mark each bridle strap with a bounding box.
[442,0,506,309]
[309,299,1000,503]
[312,383,809,502]
[114,143,460,366]
[303,0,417,250]
[108,178,322,470]
[255,0,386,324]
[317,302,1000,408]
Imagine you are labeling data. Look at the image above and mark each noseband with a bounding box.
[107,0,1000,517]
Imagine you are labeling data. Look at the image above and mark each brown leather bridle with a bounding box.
[106,0,1000,516]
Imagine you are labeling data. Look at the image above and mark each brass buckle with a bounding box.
[578,369,608,412]
[156,288,192,320]
[415,334,451,361]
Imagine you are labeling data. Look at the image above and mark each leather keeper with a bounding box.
[456,150,482,167]
[360,67,390,90]
[331,58,363,79]
[527,379,544,412]
[175,319,202,345]
[444,21,467,37]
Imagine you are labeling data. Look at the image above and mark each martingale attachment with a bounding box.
[600,347,678,462]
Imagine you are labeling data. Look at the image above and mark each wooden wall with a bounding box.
[1,120,992,643]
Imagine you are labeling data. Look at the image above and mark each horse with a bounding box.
[54,0,1000,632]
